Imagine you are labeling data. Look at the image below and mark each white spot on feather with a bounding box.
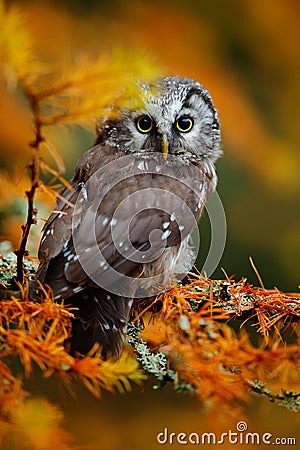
[163,222,170,229]
[170,212,176,222]
[161,229,171,240]
[82,187,88,200]
[73,286,83,294]
[137,161,145,170]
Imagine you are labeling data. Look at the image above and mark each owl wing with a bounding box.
[34,145,209,300]
[35,145,118,279]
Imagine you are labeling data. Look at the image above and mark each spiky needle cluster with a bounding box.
[0,270,300,423]
[129,273,300,415]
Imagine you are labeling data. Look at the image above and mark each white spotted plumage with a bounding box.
[31,76,221,358]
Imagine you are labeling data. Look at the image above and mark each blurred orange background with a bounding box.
[1,0,300,448]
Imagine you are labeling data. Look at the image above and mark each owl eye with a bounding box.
[176,116,194,133]
[136,115,153,133]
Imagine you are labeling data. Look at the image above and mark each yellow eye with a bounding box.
[176,116,194,133]
[136,115,153,133]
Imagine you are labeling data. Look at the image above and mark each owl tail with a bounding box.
[68,288,131,358]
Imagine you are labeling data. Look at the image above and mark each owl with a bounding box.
[31,76,222,357]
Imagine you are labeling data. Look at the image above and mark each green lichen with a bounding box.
[249,380,300,412]
[127,322,175,388]
[0,242,38,288]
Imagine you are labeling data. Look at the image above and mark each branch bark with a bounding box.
[14,92,43,284]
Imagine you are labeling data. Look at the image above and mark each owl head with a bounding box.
[96,76,222,164]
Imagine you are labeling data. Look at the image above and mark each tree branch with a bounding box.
[14,92,43,284]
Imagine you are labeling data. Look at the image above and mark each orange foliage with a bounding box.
[0,0,299,447]
[132,274,300,415]
[9,399,74,450]
[0,275,299,429]
[0,286,145,447]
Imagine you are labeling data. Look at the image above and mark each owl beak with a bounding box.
[162,136,169,160]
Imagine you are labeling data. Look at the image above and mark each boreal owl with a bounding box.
[30,76,222,357]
